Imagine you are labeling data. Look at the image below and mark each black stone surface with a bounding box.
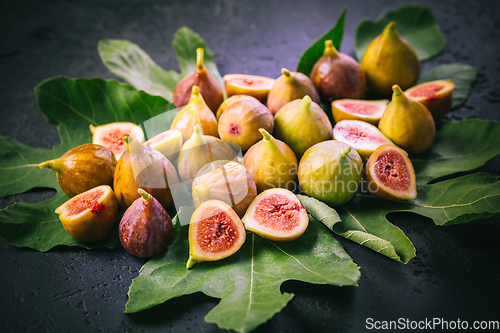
[1,0,499,332]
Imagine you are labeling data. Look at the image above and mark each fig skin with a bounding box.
[216,95,258,121]
[405,79,455,120]
[361,21,420,96]
[223,74,275,103]
[378,85,435,154]
[331,99,388,126]
[113,134,179,210]
[310,40,366,103]
[267,68,321,115]
[119,189,173,258]
[172,48,223,114]
[38,143,117,198]
[218,97,274,151]
[243,129,298,193]
[274,95,333,159]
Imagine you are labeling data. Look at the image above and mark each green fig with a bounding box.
[378,85,435,154]
[361,21,420,96]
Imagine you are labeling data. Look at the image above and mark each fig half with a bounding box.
[223,74,275,103]
[331,99,388,125]
[405,79,455,120]
[144,129,183,162]
[365,145,417,200]
[90,122,144,159]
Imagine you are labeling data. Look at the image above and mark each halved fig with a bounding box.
[242,188,308,242]
[223,74,275,103]
[405,80,455,120]
[90,122,144,159]
[187,200,246,269]
[365,145,417,200]
[331,99,388,125]
[55,185,118,242]
[144,129,183,162]
[333,120,394,161]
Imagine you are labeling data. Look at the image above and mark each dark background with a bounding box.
[1,0,499,332]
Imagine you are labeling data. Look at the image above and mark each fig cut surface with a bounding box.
[332,99,388,125]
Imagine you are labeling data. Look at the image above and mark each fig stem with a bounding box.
[383,21,399,39]
[186,256,197,269]
[281,68,296,84]
[196,48,204,71]
[191,85,200,97]
[299,95,312,114]
[340,146,351,158]
[123,133,131,152]
[138,188,151,201]
[392,84,403,97]
[38,160,54,169]
[323,40,338,58]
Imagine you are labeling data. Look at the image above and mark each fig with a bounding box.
[218,97,274,151]
[267,68,320,115]
[114,134,179,210]
[186,200,246,269]
[119,189,174,258]
[405,79,455,120]
[215,94,257,121]
[170,85,219,142]
[192,160,257,218]
[331,99,388,125]
[223,74,275,103]
[365,145,417,200]
[243,129,298,193]
[310,40,366,103]
[298,141,362,206]
[242,188,308,242]
[333,120,394,161]
[177,125,238,186]
[361,21,420,96]
[274,96,333,158]
[378,85,435,154]
[90,122,144,159]
[172,48,223,114]
[144,129,183,162]
[54,185,117,242]
[38,143,117,198]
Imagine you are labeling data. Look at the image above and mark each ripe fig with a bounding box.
[177,125,238,186]
[365,145,417,200]
[405,79,455,120]
[170,85,219,142]
[331,99,388,125]
[243,129,298,193]
[172,48,223,114]
[273,95,333,158]
[333,120,394,161]
[215,95,258,121]
[38,143,117,198]
[267,68,320,115]
[298,141,362,206]
[113,134,179,210]
[144,129,183,162]
[242,188,308,242]
[90,122,144,159]
[119,189,174,258]
[361,21,420,96]
[192,160,257,218]
[186,200,246,269]
[223,74,275,103]
[310,40,366,103]
[55,185,117,242]
[218,97,274,151]
[378,85,435,154]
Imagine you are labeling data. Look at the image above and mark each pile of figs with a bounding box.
[41,22,456,266]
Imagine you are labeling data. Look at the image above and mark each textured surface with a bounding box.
[1,0,499,332]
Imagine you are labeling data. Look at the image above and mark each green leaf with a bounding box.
[296,194,341,229]
[417,63,477,109]
[125,217,360,333]
[354,4,446,61]
[296,8,346,76]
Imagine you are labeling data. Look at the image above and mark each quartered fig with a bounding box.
[218,97,274,151]
[333,120,394,161]
[331,99,388,125]
[215,95,258,121]
[242,188,308,242]
[113,134,179,210]
[244,129,298,193]
[378,85,435,154]
[365,145,417,200]
[144,129,183,162]
[90,122,144,159]
[170,85,219,141]
[267,68,320,115]
[274,95,333,158]
[119,189,174,258]
[186,200,246,269]
[298,141,362,206]
[192,160,257,218]
[223,74,275,103]
[310,40,366,103]
[361,21,420,96]
[55,185,117,242]
[172,48,223,114]
[39,143,117,197]
[405,79,455,120]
